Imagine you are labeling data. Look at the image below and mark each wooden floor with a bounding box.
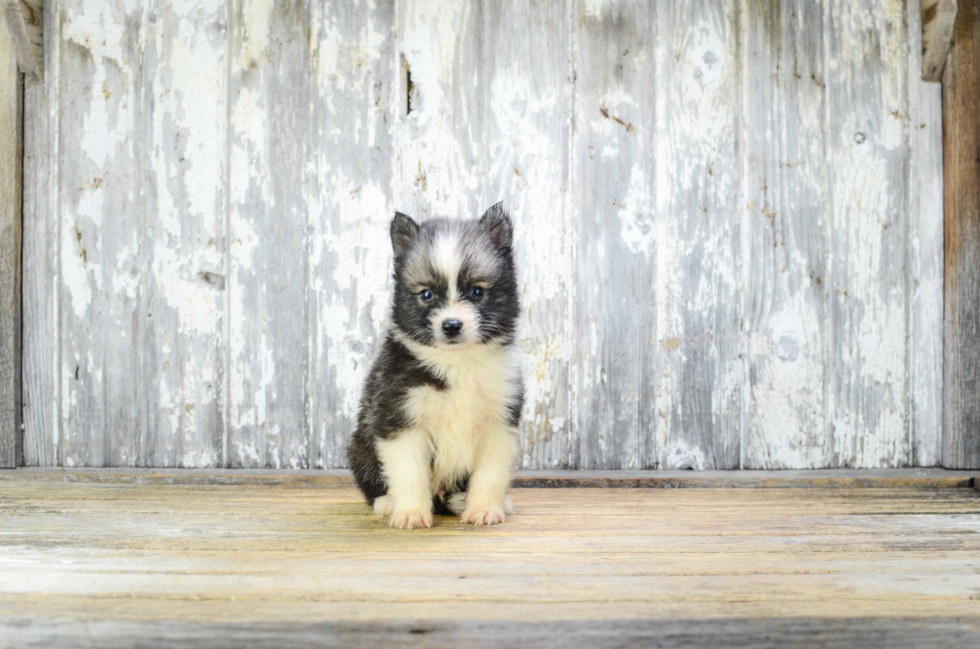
[2,470,980,648]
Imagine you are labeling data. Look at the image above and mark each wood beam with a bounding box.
[2,0,41,84]
[922,0,958,80]
[18,1,41,78]
[943,0,980,468]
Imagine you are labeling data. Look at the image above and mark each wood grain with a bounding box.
[57,0,145,467]
[481,0,573,470]
[16,0,42,80]
[0,477,979,647]
[138,0,227,468]
[826,0,912,467]
[226,0,313,468]
[20,0,57,466]
[741,0,830,469]
[2,0,40,82]
[908,0,946,467]
[571,0,655,469]
[3,616,980,649]
[654,0,742,469]
[308,0,396,469]
[0,15,23,468]
[921,0,957,81]
[943,0,980,469]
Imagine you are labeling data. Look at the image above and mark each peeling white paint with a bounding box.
[240,0,273,68]
[62,226,94,319]
[663,439,708,470]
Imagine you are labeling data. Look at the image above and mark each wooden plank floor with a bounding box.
[1,470,980,647]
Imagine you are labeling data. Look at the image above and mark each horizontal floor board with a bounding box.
[4,615,980,649]
[1,475,978,647]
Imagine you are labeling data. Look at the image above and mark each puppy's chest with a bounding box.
[404,354,516,469]
[411,362,514,433]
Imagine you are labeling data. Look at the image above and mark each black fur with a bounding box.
[346,335,447,504]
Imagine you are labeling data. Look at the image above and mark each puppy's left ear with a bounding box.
[479,202,513,250]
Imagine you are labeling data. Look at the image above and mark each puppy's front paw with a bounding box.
[390,508,433,529]
[373,495,394,516]
[460,505,506,526]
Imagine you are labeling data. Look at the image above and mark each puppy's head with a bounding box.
[390,203,519,349]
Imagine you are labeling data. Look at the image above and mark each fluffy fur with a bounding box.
[347,203,524,528]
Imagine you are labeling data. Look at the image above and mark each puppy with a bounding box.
[347,203,523,529]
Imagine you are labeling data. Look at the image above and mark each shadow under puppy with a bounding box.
[347,203,524,529]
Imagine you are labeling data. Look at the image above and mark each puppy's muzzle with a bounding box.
[441,319,463,338]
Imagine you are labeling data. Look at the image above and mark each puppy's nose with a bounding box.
[442,319,463,337]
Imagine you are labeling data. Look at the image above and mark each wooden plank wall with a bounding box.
[21,0,950,469]
[943,0,980,469]
[1,11,23,468]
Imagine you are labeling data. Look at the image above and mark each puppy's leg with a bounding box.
[461,425,516,526]
[376,428,434,529]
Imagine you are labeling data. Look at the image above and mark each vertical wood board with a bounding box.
[571,0,656,469]
[139,0,227,467]
[21,0,58,466]
[908,0,945,467]
[307,0,396,469]
[943,0,980,469]
[740,0,831,469]
[653,0,742,469]
[226,0,312,468]
[1,17,23,468]
[825,0,912,467]
[479,1,574,470]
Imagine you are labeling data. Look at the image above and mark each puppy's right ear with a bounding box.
[391,212,420,257]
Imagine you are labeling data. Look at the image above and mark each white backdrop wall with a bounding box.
[22,0,945,469]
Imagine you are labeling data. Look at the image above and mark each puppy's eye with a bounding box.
[468,286,484,300]
[419,289,434,302]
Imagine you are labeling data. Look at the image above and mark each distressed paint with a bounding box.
[826,0,912,467]
[394,1,483,221]
[481,1,574,470]
[227,0,311,469]
[21,0,59,466]
[1,10,23,468]
[572,0,656,469]
[141,0,227,467]
[740,0,831,469]
[58,0,143,467]
[22,0,947,469]
[654,0,742,469]
[308,0,396,469]
[908,0,945,467]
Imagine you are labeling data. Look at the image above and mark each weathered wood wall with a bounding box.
[22,0,948,469]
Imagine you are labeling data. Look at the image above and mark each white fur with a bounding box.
[443,493,514,516]
[429,231,481,346]
[389,331,520,525]
[375,428,434,529]
[372,494,393,515]
[430,300,481,347]
[460,424,516,525]
[432,233,462,296]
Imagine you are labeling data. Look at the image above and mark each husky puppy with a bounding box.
[347,203,523,529]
